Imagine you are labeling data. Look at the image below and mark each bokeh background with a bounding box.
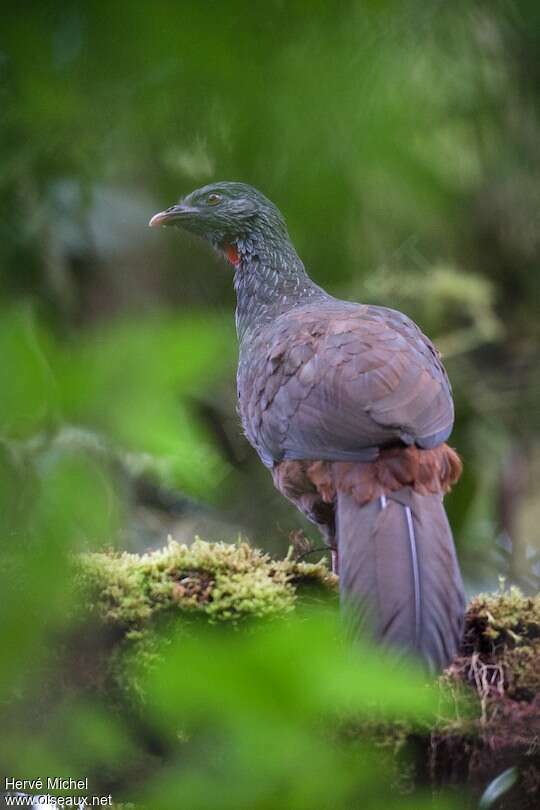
[1,1,539,807]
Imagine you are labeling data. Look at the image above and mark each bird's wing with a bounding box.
[238,301,454,466]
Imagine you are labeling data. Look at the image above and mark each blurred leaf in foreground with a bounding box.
[59,312,236,497]
[138,610,456,810]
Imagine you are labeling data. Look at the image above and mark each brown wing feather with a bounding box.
[238,301,453,466]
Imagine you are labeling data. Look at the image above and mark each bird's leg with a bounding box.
[331,547,339,576]
[319,524,338,575]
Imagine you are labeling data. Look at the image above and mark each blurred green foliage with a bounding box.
[0,0,539,806]
[2,0,539,566]
[60,312,236,494]
[140,614,451,810]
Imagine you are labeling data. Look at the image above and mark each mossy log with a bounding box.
[429,588,540,807]
[79,538,337,627]
[76,540,540,808]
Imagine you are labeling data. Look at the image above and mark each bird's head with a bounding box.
[149,181,289,265]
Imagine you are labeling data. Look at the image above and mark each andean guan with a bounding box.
[150,182,465,670]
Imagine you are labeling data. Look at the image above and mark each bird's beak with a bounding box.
[148,203,197,228]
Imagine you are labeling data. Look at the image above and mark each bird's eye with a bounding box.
[207,193,222,206]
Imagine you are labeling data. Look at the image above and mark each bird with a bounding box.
[149,181,465,670]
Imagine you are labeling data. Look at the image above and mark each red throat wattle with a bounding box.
[223,242,240,267]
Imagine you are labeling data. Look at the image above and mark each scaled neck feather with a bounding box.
[231,230,329,343]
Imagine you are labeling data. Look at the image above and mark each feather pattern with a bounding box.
[337,487,465,670]
[238,300,454,468]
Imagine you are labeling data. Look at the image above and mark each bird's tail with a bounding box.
[272,443,465,670]
[336,484,465,670]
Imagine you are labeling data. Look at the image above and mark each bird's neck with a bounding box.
[228,231,328,343]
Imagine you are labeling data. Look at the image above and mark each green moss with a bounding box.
[79,542,540,725]
[79,538,337,629]
[462,587,540,710]
[438,586,540,743]
[77,538,337,703]
[503,640,540,700]
[464,586,540,648]
[75,553,540,798]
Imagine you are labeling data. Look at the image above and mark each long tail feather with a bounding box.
[336,486,465,671]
